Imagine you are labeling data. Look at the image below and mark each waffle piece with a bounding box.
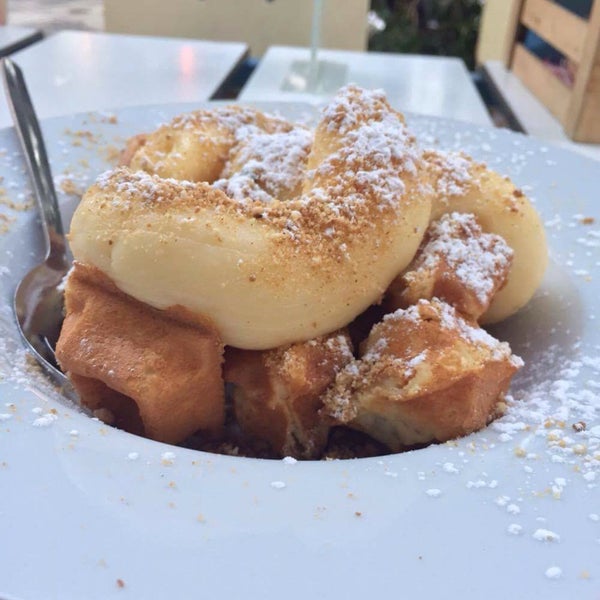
[386,212,513,320]
[55,263,225,444]
[323,299,522,451]
[67,373,145,435]
[224,331,354,459]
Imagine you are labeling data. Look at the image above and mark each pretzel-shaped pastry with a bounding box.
[69,86,433,350]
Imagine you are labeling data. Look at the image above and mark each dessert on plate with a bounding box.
[55,85,548,459]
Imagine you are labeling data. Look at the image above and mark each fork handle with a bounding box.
[1,58,69,270]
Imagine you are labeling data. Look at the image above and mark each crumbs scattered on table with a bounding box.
[63,128,100,147]
[102,144,123,165]
[56,175,83,196]
[116,578,125,589]
[0,187,33,212]
[0,213,15,235]
[86,111,118,125]
[579,570,590,580]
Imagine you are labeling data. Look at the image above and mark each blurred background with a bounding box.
[0,0,506,125]
[4,1,484,69]
[369,0,482,70]
[0,0,598,149]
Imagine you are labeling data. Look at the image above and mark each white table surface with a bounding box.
[0,24,42,56]
[483,60,600,162]
[239,45,493,127]
[0,30,248,128]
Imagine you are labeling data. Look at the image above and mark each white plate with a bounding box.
[0,103,599,600]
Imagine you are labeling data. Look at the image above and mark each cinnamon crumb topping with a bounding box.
[92,85,427,268]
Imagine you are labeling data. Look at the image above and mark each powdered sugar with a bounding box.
[95,168,196,205]
[383,299,518,363]
[320,85,389,135]
[160,451,176,465]
[533,528,560,542]
[494,344,600,470]
[213,125,313,203]
[32,412,58,427]
[405,212,513,303]
[308,110,418,213]
[544,566,562,579]
[430,150,473,197]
